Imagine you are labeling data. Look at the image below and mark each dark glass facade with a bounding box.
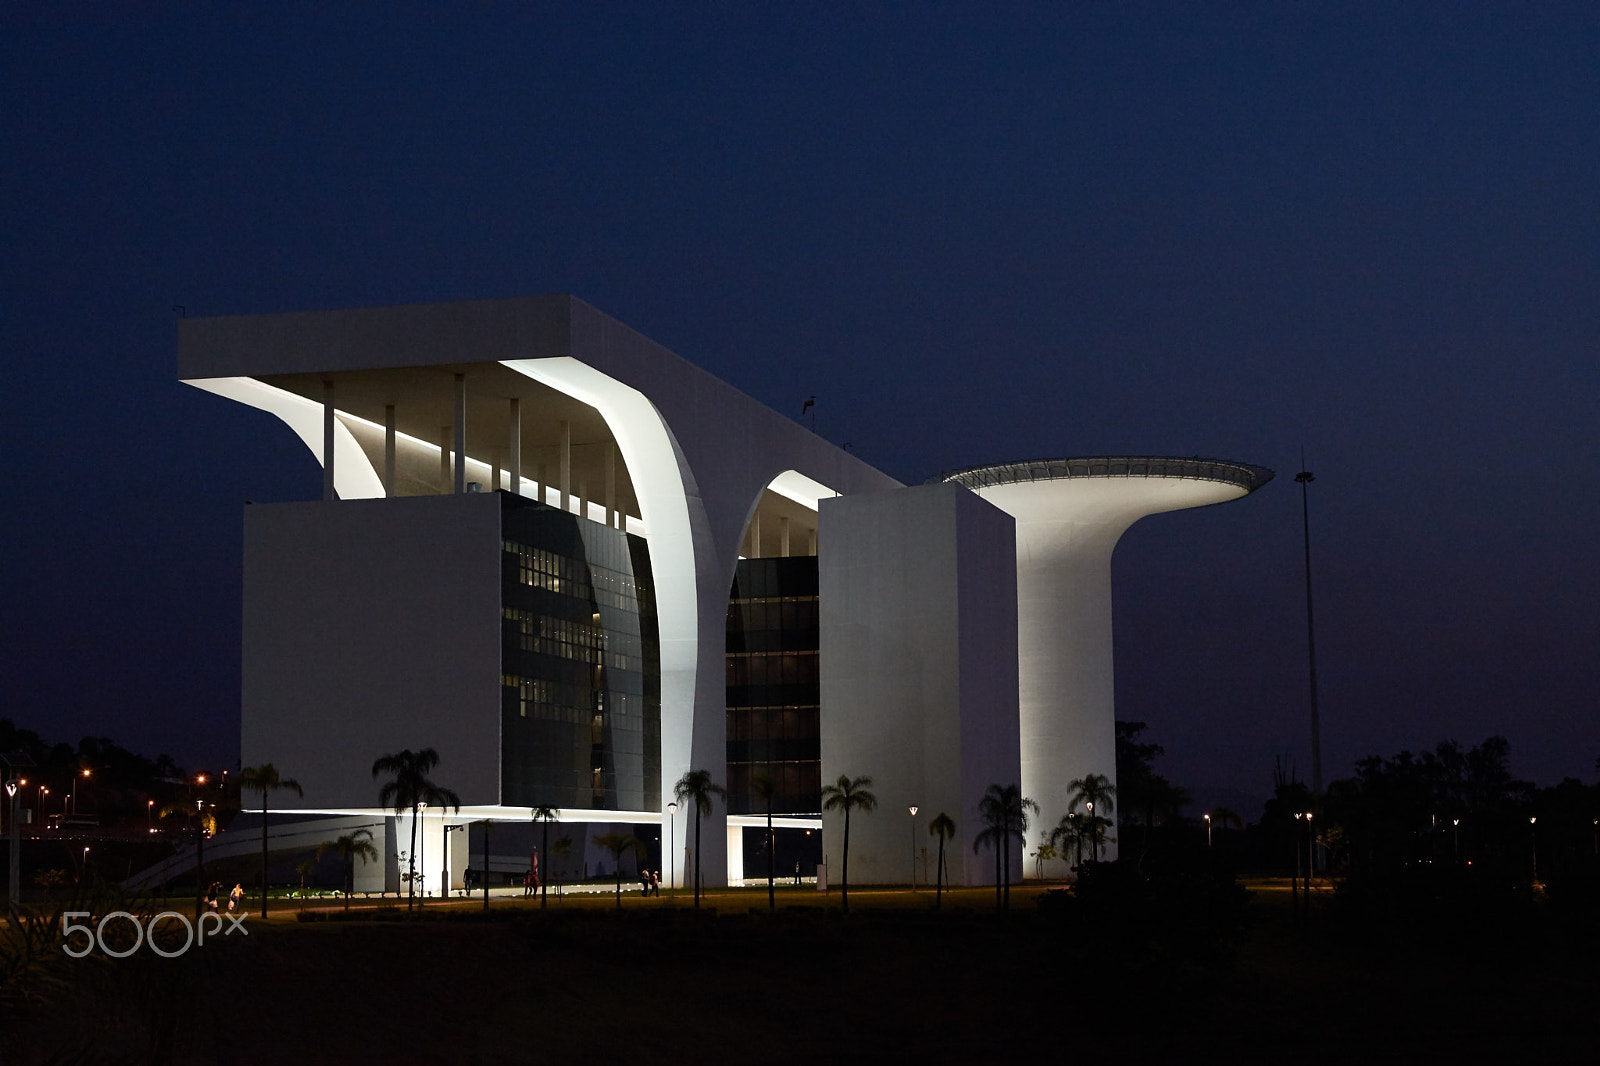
[499,493,660,811]
[726,555,821,815]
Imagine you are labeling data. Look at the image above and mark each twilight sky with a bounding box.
[3,4,1595,816]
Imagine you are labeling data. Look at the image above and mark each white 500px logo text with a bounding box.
[61,911,249,959]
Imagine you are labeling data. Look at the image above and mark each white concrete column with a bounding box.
[537,463,547,507]
[383,404,396,498]
[751,511,762,558]
[559,420,571,512]
[438,426,450,492]
[606,442,617,528]
[779,516,791,557]
[492,454,502,492]
[808,528,818,555]
[508,398,522,496]
[322,379,335,501]
[579,480,589,522]
[453,374,467,494]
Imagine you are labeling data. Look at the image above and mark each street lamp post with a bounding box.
[908,806,919,890]
[1305,812,1315,891]
[1295,461,1323,806]
[194,794,206,918]
[1452,818,1460,864]
[72,769,92,815]
[667,802,678,890]
[5,779,18,908]
[417,802,429,901]
[1204,813,1212,849]
[1086,801,1095,862]
[147,799,155,834]
[1529,816,1538,883]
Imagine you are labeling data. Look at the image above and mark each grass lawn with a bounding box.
[9,878,1596,1064]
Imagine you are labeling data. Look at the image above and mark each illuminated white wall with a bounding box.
[970,477,1248,873]
[819,483,1021,887]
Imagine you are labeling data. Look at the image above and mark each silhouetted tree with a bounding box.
[974,783,1037,911]
[532,806,560,908]
[237,763,302,918]
[372,749,461,911]
[673,769,727,908]
[1066,773,1117,861]
[821,774,877,913]
[315,828,378,910]
[928,812,955,909]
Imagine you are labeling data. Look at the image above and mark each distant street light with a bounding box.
[418,802,429,900]
[1452,818,1460,864]
[1529,816,1538,883]
[909,806,919,890]
[667,802,678,890]
[1204,813,1212,849]
[147,799,155,833]
[1305,812,1315,890]
[5,779,17,906]
[1295,460,1323,804]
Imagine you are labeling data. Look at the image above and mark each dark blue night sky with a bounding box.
[3,4,1596,815]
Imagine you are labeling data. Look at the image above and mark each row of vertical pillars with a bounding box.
[743,511,818,557]
[320,376,624,527]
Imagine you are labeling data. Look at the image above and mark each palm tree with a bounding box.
[928,812,956,910]
[595,832,646,908]
[315,828,378,910]
[371,749,461,911]
[237,763,303,919]
[751,773,778,912]
[973,783,1038,911]
[820,774,877,913]
[1066,773,1118,862]
[1080,812,1115,862]
[673,769,727,908]
[532,806,560,909]
[1050,812,1087,870]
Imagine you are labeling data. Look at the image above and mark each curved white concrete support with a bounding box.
[970,476,1251,871]
[185,376,384,499]
[500,357,705,890]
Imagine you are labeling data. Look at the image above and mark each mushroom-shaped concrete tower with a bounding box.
[942,457,1274,865]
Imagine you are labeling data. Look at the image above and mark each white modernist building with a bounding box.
[179,294,1270,893]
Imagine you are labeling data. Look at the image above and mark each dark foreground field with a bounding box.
[7,880,1597,1065]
